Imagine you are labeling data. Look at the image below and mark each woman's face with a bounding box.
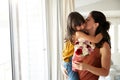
[85,14,96,31]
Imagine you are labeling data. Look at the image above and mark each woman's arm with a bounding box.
[72,42,111,76]
[76,31,103,43]
[88,42,111,76]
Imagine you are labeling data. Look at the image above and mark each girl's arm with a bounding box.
[76,31,103,43]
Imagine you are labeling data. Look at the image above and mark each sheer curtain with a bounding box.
[60,0,75,80]
[9,0,75,80]
[45,0,75,80]
[61,0,75,39]
[18,0,48,80]
[0,0,12,80]
[10,0,48,80]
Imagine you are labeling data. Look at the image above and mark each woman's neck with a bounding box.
[88,29,95,36]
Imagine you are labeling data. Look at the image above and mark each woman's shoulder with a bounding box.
[100,42,111,55]
[102,42,110,49]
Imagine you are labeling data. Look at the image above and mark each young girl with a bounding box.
[62,12,85,80]
[61,11,103,80]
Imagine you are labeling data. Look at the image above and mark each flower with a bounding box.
[75,48,82,55]
[74,38,95,56]
[72,38,95,71]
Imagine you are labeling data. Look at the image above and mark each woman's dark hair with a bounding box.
[65,11,85,43]
[90,11,111,48]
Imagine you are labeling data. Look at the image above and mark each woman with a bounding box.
[72,11,111,80]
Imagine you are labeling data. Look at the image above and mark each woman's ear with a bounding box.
[94,23,99,28]
[93,22,99,28]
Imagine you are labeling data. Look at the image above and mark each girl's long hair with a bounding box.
[65,12,85,44]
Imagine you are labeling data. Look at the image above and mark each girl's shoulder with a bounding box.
[64,40,72,45]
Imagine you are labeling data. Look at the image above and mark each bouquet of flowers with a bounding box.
[72,38,95,71]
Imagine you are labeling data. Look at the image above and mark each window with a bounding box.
[109,24,115,53]
[118,24,120,53]
[108,17,120,54]
[17,0,48,80]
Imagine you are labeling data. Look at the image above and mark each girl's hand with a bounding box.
[61,65,68,78]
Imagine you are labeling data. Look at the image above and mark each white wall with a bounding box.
[75,0,120,12]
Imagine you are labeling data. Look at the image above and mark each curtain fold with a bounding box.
[45,0,75,80]
[10,0,75,79]
[10,0,49,80]
[58,0,75,80]
[62,0,75,39]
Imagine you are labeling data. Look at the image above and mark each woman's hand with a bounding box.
[61,65,68,78]
[72,61,88,70]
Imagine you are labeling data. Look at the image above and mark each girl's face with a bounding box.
[76,23,85,31]
[85,14,96,31]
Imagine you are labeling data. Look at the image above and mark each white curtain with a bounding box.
[10,0,48,80]
[61,0,75,39]
[9,0,75,80]
[46,0,75,80]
